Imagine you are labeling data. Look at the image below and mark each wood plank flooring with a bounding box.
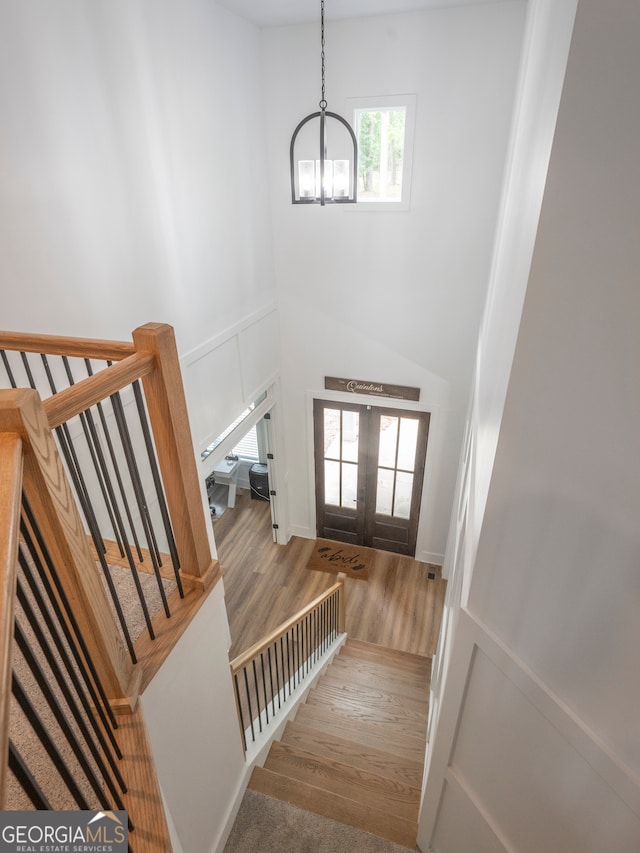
[214,490,446,660]
[249,638,429,848]
[218,496,440,847]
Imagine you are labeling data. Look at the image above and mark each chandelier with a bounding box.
[289,0,358,205]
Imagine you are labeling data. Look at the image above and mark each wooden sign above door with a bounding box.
[324,376,420,402]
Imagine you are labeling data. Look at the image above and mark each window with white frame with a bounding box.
[200,391,267,462]
[348,94,416,210]
[232,424,259,461]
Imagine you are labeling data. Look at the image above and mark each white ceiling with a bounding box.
[215,0,500,28]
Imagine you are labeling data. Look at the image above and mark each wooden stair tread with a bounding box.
[329,654,430,699]
[281,720,424,788]
[264,740,421,822]
[317,673,429,714]
[249,765,418,849]
[250,639,429,849]
[340,639,431,677]
[294,704,426,764]
[308,683,428,731]
[294,700,426,749]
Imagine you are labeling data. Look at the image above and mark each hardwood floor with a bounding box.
[213,489,446,661]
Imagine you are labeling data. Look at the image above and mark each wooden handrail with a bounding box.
[43,350,155,428]
[1,322,218,586]
[0,321,219,660]
[0,329,135,360]
[0,433,22,808]
[0,323,215,845]
[0,389,138,707]
[230,581,344,674]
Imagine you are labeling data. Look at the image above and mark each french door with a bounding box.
[313,399,430,557]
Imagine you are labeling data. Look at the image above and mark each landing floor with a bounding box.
[213,489,446,660]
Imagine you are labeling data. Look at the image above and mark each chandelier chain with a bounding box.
[320,0,327,110]
[289,0,357,203]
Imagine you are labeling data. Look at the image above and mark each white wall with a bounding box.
[263,2,527,562]
[182,306,280,461]
[0,1,274,840]
[141,582,246,853]
[0,0,278,462]
[420,0,640,849]
[0,0,528,565]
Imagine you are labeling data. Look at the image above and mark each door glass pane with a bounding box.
[394,471,413,519]
[324,460,340,505]
[342,462,358,506]
[397,418,419,471]
[342,411,359,462]
[376,467,394,516]
[378,416,398,468]
[324,409,340,457]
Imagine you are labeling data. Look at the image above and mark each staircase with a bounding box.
[248,638,430,849]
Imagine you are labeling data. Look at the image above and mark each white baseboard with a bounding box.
[288,524,315,540]
[415,548,444,567]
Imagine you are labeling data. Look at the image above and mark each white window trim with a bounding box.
[200,391,272,478]
[345,93,417,212]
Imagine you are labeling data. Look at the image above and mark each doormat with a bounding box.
[305,538,373,580]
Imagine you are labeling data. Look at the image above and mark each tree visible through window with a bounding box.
[355,107,406,202]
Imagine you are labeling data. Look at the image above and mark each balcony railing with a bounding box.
[230,581,346,755]
[0,323,220,850]
[11,493,131,816]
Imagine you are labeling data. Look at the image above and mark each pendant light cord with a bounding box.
[319,0,327,110]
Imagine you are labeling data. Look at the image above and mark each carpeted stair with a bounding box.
[247,638,431,849]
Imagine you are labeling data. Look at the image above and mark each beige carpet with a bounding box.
[7,561,176,811]
[224,790,418,853]
[102,562,177,645]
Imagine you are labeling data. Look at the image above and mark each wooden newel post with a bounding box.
[0,390,139,709]
[131,323,218,589]
[337,575,347,634]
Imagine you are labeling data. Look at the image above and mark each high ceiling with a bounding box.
[215,0,501,28]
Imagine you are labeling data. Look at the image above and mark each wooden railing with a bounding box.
[230,581,345,754]
[0,324,219,672]
[0,323,221,850]
[1,323,217,579]
[0,433,22,809]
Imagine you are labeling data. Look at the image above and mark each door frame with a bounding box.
[306,388,438,560]
[200,382,289,547]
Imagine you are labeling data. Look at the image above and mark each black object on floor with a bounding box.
[249,463,270,501]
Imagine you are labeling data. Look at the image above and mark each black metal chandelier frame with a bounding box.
[289,0,358,205]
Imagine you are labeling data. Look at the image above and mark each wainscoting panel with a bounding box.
[421,610,640,853]
[431,777,508,853]
[238,311,279,404]
[181,305,279,455]
[184,335,244,451]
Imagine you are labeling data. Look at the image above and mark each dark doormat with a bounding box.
[305,538,373,580]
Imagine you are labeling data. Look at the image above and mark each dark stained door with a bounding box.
[313,400,430,557]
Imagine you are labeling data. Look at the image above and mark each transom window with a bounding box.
[348,94,416,210]
[355,107,406,202]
